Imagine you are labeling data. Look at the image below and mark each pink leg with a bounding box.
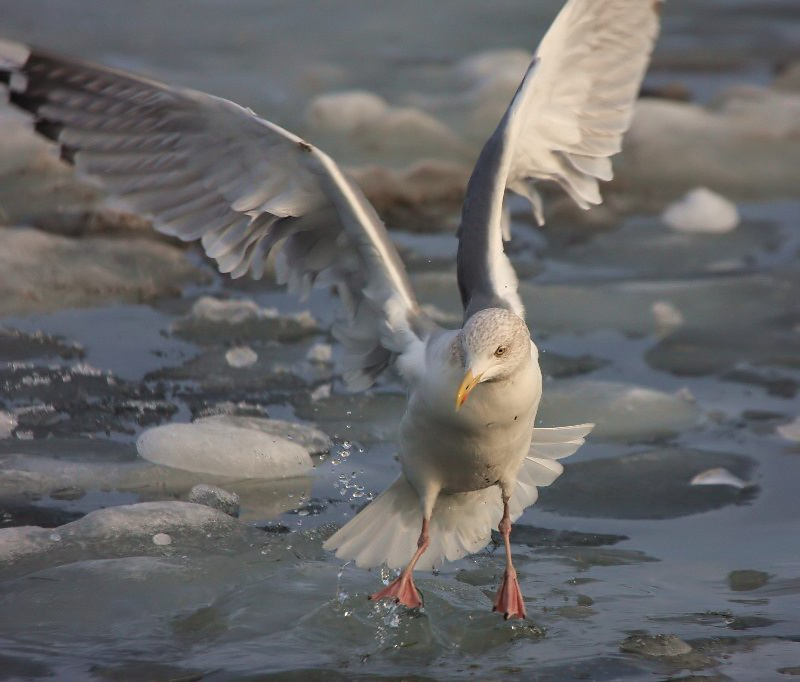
[369,518,429,609]
[493,497,527,620]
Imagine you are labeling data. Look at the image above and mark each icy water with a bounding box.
[1,1,800,680]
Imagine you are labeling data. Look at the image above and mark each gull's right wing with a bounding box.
[0,40,436,389]
[457,0,661,319]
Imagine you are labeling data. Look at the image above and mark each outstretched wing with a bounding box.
[0,40,436,390]
[457,0,660,319]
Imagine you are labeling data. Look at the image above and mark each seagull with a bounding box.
[0,0,660,619]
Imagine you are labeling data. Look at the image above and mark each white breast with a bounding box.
[398,336,542,495]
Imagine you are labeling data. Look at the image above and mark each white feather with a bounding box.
[325,422,594,570]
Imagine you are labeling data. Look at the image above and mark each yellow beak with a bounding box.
[455,369,483,410]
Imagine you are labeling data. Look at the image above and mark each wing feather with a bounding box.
[0,39,436,389]
[457,0,660,318]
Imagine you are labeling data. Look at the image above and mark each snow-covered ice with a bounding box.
[662,187,740,234]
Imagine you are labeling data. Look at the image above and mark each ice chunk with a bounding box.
[171,296,317,343]
[0,501,265,580]
[225,345,258,368]
[651,301,684,334]
[0,107,102,226]
[690,467,751,489]
[188,296,273,324]
[137,422,312,479]
[188,483,241,517]
[349,160,471,232]
[310,383,331,402]
[0,410,16,438]
[617,92,800,201]
[537,381,698,442]
[0,228,208,317]
[662,187,739,234]
[196,415,331,456]
[777,416,800,442]
[620,634,692,658]
[305,91,469,167]
[306,342,332,364]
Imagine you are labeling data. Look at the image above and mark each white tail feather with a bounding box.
[325,422,594,570]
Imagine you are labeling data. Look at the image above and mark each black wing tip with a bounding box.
[9,89,47,115]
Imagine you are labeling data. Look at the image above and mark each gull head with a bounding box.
[455,308,530,410]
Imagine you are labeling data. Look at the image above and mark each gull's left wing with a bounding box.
[0,40,436,390]
[457,0,661,319]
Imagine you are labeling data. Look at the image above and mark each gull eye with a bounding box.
[494,345,507,357]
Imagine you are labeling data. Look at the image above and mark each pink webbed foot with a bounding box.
[493,567,527,620]
[369,573,423,609]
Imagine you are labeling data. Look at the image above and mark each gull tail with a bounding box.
[324,423,593,571]
[324,476,501,571]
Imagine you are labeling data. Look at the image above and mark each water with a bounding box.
[1,1,800,679]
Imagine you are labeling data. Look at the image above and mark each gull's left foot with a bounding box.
[492,567,527,620]
[369,573,423,609]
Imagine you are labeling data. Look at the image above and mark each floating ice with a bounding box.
[305,91,469,167]
[690,467,750,489]
[310,384,332,402]
[225,345,258,368]
[188,296,275,325]
[618,90,800,201]
[662,187,739,234]
[620,634,692,658]
[171,296,317,343]
[537,380,698,442]
[188,483,241,517]
[0,108,101,225]
[0,228,207,316]
[651,301,684,334]
[777,416,800,442]
[728,569,770,592]
[196,415,331,456]
[349,160,471,232]
[306,343,332,364]
[137,421,313,478]
[0,410,16,438]
[0,501,264,580]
